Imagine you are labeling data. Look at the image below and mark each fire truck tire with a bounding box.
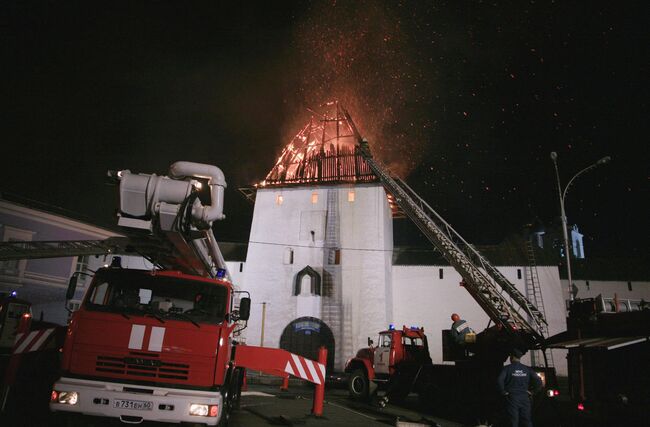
[348,369,369,401]
[233,367,244,409]
[218,366,241,426]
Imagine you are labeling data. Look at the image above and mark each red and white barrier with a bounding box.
[283,353,326,385]
[234,345,328,416]
[12,328,56,354]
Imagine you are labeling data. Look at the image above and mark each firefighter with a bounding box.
[450,313,474,345]
[497,349,543,427]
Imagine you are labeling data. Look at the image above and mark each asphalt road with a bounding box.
[0,381,462,427]
[0,367,581,427]
[232,384,462,427]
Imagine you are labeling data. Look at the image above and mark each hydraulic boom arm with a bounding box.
[0,162,231,282]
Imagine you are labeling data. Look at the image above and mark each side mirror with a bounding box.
[238,297,251,321]
[66,274,78,301]
[367,337,374,347]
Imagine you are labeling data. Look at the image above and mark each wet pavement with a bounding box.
[0,380,461,427]
[232,384,462,427]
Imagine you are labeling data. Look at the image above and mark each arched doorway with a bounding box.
[279,317,335,372]
[293,266,321,296]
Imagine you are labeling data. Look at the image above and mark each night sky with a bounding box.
[2,1,647,258]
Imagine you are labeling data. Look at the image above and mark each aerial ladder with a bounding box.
[342,107,548,350]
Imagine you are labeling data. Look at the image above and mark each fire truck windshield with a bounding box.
[84,269,227,325]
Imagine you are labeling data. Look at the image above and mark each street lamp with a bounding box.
[550,152,611,301]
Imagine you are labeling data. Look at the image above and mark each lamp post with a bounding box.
[550,152,611,301]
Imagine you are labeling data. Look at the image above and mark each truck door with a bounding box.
[374,333,391,374]
[0,298,31,351]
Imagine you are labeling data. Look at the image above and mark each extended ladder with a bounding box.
[525,240,555,365]
[0,234,218,280]
[342,108,547,347]
[0,238,132,261]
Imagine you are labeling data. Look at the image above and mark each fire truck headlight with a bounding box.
[190,404,208,416]
[56,391,78,405]
[190,403,217,417]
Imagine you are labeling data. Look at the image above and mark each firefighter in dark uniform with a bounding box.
[497,349,543,427]
[450,313,474,345]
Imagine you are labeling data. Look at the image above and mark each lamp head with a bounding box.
[550,152,558,161]
[597,156,611,165]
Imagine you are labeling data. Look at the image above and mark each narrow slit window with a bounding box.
[348,190,355,202]
[517,269,522,280]
[311,192,318,204]
[284,248,294,265]
[276,194,283,205]
[439,268,443,279]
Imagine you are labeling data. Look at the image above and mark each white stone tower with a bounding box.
[241,105,394,371]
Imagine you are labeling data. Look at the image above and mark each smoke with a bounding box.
[281,1,436,176]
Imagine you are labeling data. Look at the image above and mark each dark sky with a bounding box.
[2,1,647,257]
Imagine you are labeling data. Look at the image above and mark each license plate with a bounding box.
[113,399,153,411]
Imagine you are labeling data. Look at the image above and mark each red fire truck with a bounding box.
[49,162,251,426]
[50,266,250,425]
[346,324,559,419]
[0,161,328,425]
[346,325,433,403]
[0,294,31,355]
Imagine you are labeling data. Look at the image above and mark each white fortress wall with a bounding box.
[338,184,393,360]
[391,265,568,376]
[391,265,488,363]
[241,187,324,348]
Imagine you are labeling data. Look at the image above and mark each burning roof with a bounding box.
[261,103,378,187]
[239,103,404,218]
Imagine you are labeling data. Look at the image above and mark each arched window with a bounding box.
[293,266,321,296]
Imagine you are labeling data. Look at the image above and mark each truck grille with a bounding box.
[96,355,190,380]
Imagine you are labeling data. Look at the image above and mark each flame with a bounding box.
[262,103,374,186]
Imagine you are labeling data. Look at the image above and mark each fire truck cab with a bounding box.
[345,325,432,401]
[50,266,250,425]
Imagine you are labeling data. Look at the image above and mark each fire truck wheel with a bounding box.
[217,367,240,426]
[348,369,369,401]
